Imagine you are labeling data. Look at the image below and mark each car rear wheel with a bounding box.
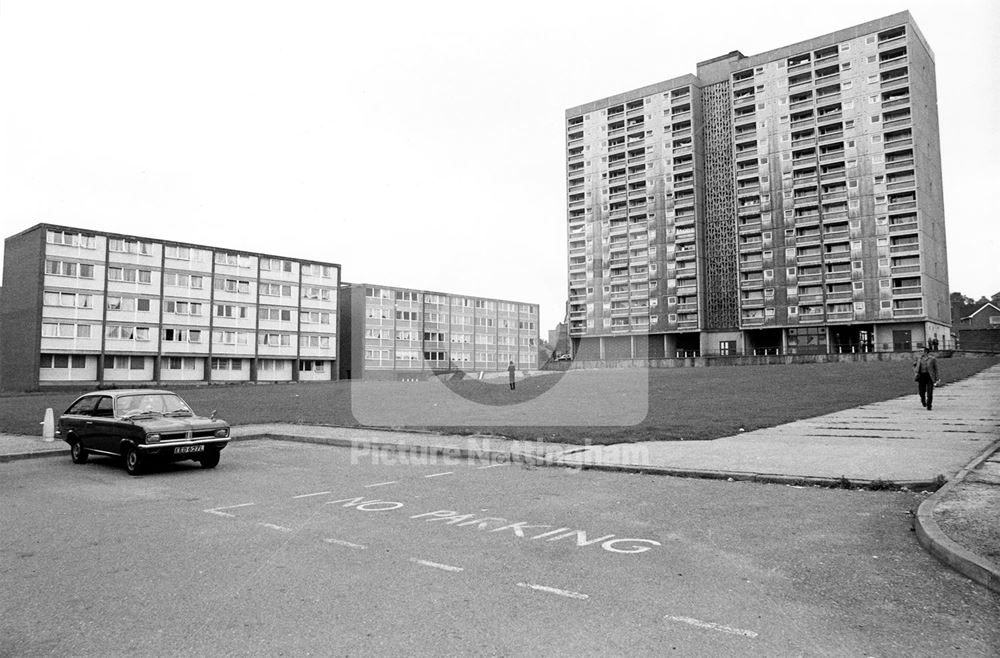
[200,449,221,469]
[70,440,88,464]
[124,446,143,476]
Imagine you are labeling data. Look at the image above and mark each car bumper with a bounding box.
[138,438,229,451]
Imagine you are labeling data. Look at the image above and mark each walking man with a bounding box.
[913,345,940,410]
[507,360,516,390]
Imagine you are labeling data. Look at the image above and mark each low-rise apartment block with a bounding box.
[338,283,539,380]
[1,223,340,390]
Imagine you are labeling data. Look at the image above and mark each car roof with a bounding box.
[78,389,178,398]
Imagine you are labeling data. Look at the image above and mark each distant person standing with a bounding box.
[507,360,516,390]
[913,346,940,410]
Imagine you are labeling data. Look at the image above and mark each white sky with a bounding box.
[1,0,997,331]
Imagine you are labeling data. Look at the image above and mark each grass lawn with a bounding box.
[2,356,996,444]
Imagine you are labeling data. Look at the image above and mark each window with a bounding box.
[105,326,150,341]
[259,307,292,322]
[107,267,152,284]
[214,277,251,294]
[43,291,93,308]
[109,238,152,255]
[103,355,146,370]
[163,357,197,370]
[162,328,202,343]
[213,330,249,345]
[301,286,331,301]
[214,252,252,268]
[258,333,292,347]
[47,230,96,248]
[107,297,150,312]
[215,304,249,319]
[44,260,94,279]
[300,335,331,349]
[40,353,87,368]
[211,358,243,370]
[42,323,90,338]
[163,272,204,289]
[164,300,201,315]
[300,311,331,325]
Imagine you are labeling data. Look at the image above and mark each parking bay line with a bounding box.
[424,471,454,479]
[258,522,293,533]
[663,615,759,639]
[293,491,332,499]
[204,503,255,517]
[364,481,399,488]
[410,558,464,573]
[476,463,509,470]
[324,538,367,550]
[516,582,589,600]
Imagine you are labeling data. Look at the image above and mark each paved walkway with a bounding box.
[3,364,998,591]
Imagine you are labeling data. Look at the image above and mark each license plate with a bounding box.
[174,445,205,454]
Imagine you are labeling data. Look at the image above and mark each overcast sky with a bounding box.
[1,0,997,331]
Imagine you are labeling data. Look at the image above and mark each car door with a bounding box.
[89,396,118,453]
[62,395,99,448]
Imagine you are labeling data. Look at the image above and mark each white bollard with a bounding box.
[41,408,55,442]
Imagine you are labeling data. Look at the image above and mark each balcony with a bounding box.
[885,156,915,170]
[887,177,915,191]
[818,129,844,143]
[887,200,917,212]
[881,95,910,110]
[827,311,854,322]
[892,285,922,296]
[889,220,919,234]
[889,242,919,254]
[880,54,908,70]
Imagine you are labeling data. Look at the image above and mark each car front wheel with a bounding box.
[70,440,88,464]
[124,446,143,476]
[200,449,221,469]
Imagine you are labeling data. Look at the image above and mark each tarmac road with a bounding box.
[2,440,997,657]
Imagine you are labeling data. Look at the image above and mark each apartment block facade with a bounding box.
[565,12,950,360]
[1,224,340,390]
[339,283,539,380]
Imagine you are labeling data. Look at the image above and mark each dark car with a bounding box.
[57,389,230,475]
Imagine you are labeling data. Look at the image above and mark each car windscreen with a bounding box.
[115,393,192,418]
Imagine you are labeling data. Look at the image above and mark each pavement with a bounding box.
[3,363,998,592]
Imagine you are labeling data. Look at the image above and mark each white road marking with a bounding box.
[258,522,293,533]
[364,481,399,488]
[663,615,759,638]
[424,471,454,478]
[409,558,464,573]
[293,491,332,499]
[516,582,589,600]
[204,503,255,517]
[324,538,367,550]
[476,463,508,470]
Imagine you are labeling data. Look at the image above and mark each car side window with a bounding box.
[66,396,99,415]
[93,397,115,418]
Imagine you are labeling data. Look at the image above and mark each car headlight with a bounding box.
[146,433,161,443]
[214,428,230,438]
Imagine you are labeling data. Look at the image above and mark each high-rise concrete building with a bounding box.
[338,283,539,380]
[1,224,340,390]
[565,11,949,360]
